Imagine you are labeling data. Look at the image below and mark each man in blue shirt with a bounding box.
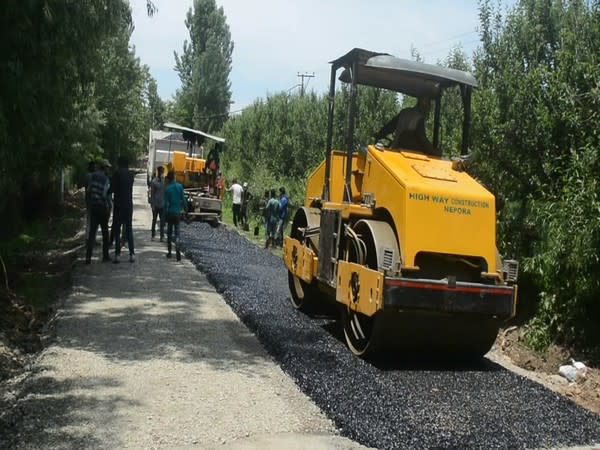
[275,187,288,248]
[164,170,188,261]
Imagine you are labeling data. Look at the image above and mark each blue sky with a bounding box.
[130,0,514,111]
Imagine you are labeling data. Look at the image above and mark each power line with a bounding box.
[418,38,482,60]
[417,37,481,55]
[417,30,479,49]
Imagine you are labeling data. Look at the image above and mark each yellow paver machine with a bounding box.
[283,48,518,358]
[158,122,225,225]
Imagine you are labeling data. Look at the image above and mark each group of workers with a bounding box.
[88,157,290,266]
[84,156,135,264]
[149,166,190,261]
[85,160,189,264]
[262,187,288,249]
[225,180,289,249]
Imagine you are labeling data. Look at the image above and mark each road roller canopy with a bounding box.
[163,122,226,144]
[332,48,477,99]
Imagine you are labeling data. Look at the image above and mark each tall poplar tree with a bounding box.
[174,0,233,133]
[146,75,166,129]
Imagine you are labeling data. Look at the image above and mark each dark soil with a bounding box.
[0,190,84,382]
[498,325,600,415]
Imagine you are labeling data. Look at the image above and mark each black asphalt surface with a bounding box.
[181,222,600,450]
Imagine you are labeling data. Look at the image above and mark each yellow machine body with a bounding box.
[285,145,517,356]
[166,151,207,189]
[283,48,517,356]
[162,151,222,222]
[305,147,497,274]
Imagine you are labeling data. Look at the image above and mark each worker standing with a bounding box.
[240,182,253,231]
[227,179,243,227]
[164,170,188,261]
[112,156,135,263]
[275,187,288,247]
[265,189,279,249]
[85,161,111,264]
[84,160,96,243]
[150,166,166,242]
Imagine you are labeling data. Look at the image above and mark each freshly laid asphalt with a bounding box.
[181,221,600,450]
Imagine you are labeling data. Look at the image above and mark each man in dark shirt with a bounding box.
[391,97,441,157]
[240,182,253,230]
[85,161,111,264]
[112,156,135,263]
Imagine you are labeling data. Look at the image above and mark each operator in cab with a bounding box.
[391,96,441,157]
[375,96,441,157]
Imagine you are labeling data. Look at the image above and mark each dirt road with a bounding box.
[5,174,367,449]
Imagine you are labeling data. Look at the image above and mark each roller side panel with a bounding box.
[336,261,384,316]
[283,236,318,284]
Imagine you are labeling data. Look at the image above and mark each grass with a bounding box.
[0,191,84,310]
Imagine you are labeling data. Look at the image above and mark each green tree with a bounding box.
[174,0,233,133]
[0,1,153,233]
[95,13,148,166]
[472,0,600,353]
[145,73,166,130]
[439,46,472,155]
[221,86,397,210]
[0,0,132,229]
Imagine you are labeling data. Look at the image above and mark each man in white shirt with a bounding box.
[227,179,244,227]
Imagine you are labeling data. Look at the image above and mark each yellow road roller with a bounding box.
[283,48,518,358]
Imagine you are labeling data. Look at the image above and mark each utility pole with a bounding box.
[297,72,315,96]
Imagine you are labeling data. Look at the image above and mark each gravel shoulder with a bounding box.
[0,174,367,450]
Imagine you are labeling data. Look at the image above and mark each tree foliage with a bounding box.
[439,47,472,155]
[174,0,233,133]
[220,87,398,215]
[95,15,147,167]
[146,74,166,130]
[0,1,154,233]
[471,0,600,352]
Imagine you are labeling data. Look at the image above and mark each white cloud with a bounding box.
[131,0,491,108]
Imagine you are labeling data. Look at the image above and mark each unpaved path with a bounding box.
[9,174,367,450]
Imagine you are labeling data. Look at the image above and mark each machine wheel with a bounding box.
[287,208,326,313]
[442,318,500,359]
[342,306,379,356]
[288,271,319,310]
[340,220,502,360]
[341,221,383,356]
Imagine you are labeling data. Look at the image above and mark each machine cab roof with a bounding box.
[322,48,477,202]
[327,48,476,157]
[332,48,477,97]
